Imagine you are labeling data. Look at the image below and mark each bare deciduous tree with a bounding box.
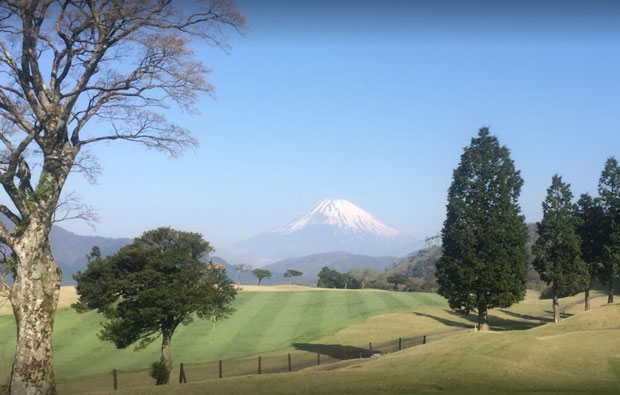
[232,263,250,286]
[0,1,245,394]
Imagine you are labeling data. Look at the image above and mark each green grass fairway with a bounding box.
[95,301,620,395]
[0,289,445,381]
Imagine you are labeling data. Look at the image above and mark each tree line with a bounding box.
[316,266,437,292]
[232,264,303,286]
[437,128,619,329]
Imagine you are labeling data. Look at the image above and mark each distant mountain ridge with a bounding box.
[390,246,442,280]
[49,226,132,285]
[233,199,420,264]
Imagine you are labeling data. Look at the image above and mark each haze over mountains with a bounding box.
[231,199,420,265]
[2,199,423,285]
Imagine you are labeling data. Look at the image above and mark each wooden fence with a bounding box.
[95,329,465,393]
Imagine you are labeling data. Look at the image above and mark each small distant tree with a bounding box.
[598,157,620,303]
[73,228,236,385]
[436,128,528,331]
[284,269,303,285]
[317,267,346,288]
[532,175,589,323]
[232,264,251,286]
[576,193,606,310]
[252,269,271,285]
[386,273,409,291]
[347,268,377,289]
[342,273,361,289]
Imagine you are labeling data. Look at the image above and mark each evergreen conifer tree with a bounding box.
[436,127,528,331]
[533,176,589,322]
[598,157,620,303]
[576,193,606,310]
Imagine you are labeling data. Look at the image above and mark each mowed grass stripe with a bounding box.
[0,289,445,380]
[263,291,317,349]
[373,290,413,313]
[222,291,298,352]
[196,292,283,360]
[289,290,330,344]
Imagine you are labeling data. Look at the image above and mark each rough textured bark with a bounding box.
[585,287,590,311]
[9,226,61,395]
[553,295,560,323]
[608,279,614,304]
[159,330,173,385]
[477,303,489,332]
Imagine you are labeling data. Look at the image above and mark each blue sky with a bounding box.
[62,0,620,253]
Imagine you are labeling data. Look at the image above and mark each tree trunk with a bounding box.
[288,277,291,285]
[608,278,614,304]
[258,278,261,285]
[159,330,174,385]
[584,287,590,311]
[9,232,61,395]
[553,294,560,323]
[477,303,489,331]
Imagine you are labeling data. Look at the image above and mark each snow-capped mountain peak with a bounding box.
[275,199,400,236]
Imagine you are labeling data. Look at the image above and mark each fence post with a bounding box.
[112,369,117,390]
[219,360,222,379]
[179,363,187,383]
[423,335,427,344]
[398,337,402,351]
[369,342,372,352]
[258,356,262,374]
[288,353,292,372]
[317,352,320,365]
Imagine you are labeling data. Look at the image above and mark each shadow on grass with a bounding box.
[412,311,474,329]
[544,310,575,318]
[498,309,553,323]
[413,309,547,332]
[292,343,373,359]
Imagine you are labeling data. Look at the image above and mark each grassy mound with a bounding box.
[0,289,444,381]
[99,302,620,395]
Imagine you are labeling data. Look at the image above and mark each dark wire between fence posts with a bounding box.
[103,330,439,392]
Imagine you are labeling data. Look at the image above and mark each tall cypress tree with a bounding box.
[598,157,620,303]
[576,193,606,310]
[533,176,589,322]
[436,127,528,331]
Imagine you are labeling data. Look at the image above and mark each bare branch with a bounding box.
[53,190,99,228]
[0,204,20,226]
[81,109,198,157]
[71,148,100,184]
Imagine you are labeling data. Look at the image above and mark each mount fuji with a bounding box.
[231,199,420,264]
